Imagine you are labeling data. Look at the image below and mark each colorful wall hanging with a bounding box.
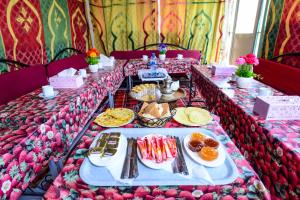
[0,0,89,73]
[90,0,225,63]
[261,0,300,68]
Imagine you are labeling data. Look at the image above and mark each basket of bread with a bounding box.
[135,102,176,127]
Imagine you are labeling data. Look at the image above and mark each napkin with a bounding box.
[100,54,114,67]
[158,158,214,184]
[57,68,77,77]
[105,140,135,185]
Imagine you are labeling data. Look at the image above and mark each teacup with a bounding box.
[89,64,98,73]
[42,85,54,97]
[142,55,148,61]
[79,69,87,77]
[177,54,183,60]
[258,87,273,96]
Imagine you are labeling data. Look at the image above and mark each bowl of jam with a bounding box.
[188,140,204,152]
[204,138,219,149]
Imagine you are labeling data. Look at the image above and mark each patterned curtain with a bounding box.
[90,0,159,55]
[0,0,89,74]
[160,0,225,63]
[260,0,300,67]
[90,0,225,63]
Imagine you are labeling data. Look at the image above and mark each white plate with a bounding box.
[183,134,226,167]
[38,91,59,99]
[88,134,127,167]
[173,107,212,126]
[95,108,135,128]
[137,134,175,170]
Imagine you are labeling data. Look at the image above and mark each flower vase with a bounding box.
[236,77,253,88]
[159,54,166,61]
[89,64,98,73]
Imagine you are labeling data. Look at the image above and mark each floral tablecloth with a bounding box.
[44,91,270,200]
[124,58,199,76]
[0,61,126,199]
[191,65,300,200]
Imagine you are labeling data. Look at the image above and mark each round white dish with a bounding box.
[88,134,127,167]
[38,90,59,100]
[137,134,175,170]
[183,134,225,167]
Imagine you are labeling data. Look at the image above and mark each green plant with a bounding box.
[235,64,255,78]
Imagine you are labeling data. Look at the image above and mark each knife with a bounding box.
[129,139,139,178]
[176,137,189,175]
[121,138,133,179]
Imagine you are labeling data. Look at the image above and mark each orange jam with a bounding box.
[199,147,219,161]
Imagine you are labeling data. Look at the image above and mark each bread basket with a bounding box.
[134,103,176,127]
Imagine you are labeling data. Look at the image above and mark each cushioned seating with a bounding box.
[111,50,201,60]
[46,54,88,77]
[254,58,300,95]
[0,64,48,105]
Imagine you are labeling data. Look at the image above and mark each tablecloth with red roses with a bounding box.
[124,58,199,76]
[44,91,270,200]
[0,60,126,199]
[191,65,300,200]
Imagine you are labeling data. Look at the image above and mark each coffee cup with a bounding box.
[142,55,148,61]
[177,54,183,60]
[258,87,273,96]
[42,85,54,97]
[79,69,87,77]
[89,64,98,73]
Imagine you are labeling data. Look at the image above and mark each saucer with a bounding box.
[38,91,59,100]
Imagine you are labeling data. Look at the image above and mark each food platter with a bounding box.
[88,133,127,167]
[183,133,226,167]
[173,107,213,126]
[94,108,135,127]
[137,134,176,170]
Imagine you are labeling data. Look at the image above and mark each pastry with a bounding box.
[139,102,170,119]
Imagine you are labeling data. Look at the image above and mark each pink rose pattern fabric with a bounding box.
[124,58,199,76]
[191,65,300,200]
[44,90,270,200]
[0,60,126,199]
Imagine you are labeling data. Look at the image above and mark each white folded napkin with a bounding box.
[57,68,77,77]
[100,55,114,67]
[157,158,214,184]
[105,143,134,185]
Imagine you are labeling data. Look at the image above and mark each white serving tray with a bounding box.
[79,128,239,186]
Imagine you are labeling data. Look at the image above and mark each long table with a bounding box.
[44,90,270,200]
[124,58,199,76]
[191,65,300,200]
[0,60,126,199]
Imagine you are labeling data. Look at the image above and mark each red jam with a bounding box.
[204,138,219,149]
[188,140,204,152]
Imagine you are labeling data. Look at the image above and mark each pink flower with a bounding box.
[245,57,259,65]
[235,57,246,65]
[246,53,256,58]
